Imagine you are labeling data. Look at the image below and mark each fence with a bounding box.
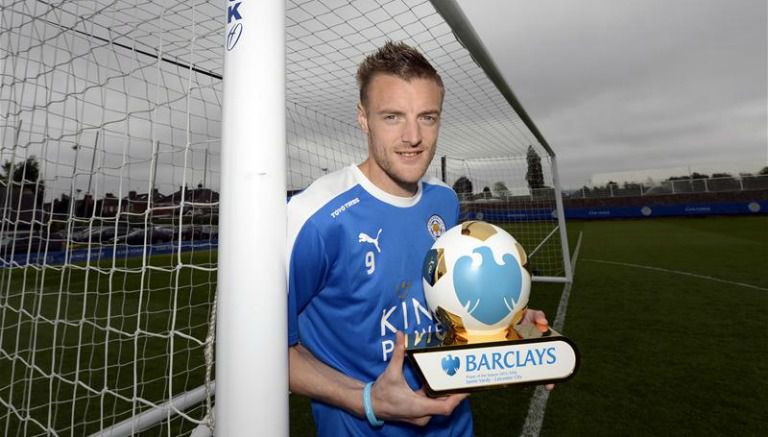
[569,174,768,198]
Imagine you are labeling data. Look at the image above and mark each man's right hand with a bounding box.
[369,331,468,426]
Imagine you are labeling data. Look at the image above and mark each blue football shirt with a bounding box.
[287,165,472,436]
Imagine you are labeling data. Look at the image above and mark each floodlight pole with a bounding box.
[86,130,99,196]
[218,0,287,435]
[440,155,447,183]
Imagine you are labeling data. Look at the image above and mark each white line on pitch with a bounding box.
[583,259,768,291]
[520,231,583,437]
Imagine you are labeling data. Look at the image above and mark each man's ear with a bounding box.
[357,103,369,134]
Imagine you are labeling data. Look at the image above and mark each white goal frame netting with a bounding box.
[0,0,571,434]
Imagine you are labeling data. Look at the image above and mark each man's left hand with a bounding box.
[520,307,550,333]
[519,308,555,391]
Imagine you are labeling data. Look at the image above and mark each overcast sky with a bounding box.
[6,0,765,198]
[456,0,767,187]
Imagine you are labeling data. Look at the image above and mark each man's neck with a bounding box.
[357,160,418,197]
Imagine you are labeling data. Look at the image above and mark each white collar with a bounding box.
[350,164,423,208]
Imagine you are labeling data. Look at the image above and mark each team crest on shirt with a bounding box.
[427,215,446,240]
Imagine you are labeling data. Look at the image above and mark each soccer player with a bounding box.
[287,41,549,435]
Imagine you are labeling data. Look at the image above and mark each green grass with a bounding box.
[0,250,217,436]
[536,217,767,436]
[2,216,767,435]
[290,216,768,436]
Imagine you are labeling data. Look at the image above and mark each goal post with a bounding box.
[431,0,572,283]
[217,0,288,435]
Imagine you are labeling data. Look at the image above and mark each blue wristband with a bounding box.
[363,381,384,427]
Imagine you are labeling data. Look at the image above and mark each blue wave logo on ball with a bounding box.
[453,246,522,326]
[441,354,460,376]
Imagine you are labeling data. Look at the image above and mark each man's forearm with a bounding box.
[288,344,365,417]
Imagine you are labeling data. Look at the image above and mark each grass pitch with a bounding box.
[289,216,768,436]
[473,216,768,436]
[0,250,216,435]
[534,217,768,437]
[1,216,765,435]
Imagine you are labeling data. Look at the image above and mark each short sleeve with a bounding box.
[287,220,328,345]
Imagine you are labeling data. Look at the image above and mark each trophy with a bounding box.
[406,221,579,396]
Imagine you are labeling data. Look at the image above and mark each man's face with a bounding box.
[357,74,443,197]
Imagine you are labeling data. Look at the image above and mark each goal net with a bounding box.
[0,0,570,435]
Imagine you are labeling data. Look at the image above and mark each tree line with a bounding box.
[451,145,548,199]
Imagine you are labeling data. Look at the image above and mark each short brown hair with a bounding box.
[356,41,444,106]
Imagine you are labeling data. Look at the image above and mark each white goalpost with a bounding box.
[216,0,287,435]
[0,0,571,435]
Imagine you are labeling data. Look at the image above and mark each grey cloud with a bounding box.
[458,0,767,187]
